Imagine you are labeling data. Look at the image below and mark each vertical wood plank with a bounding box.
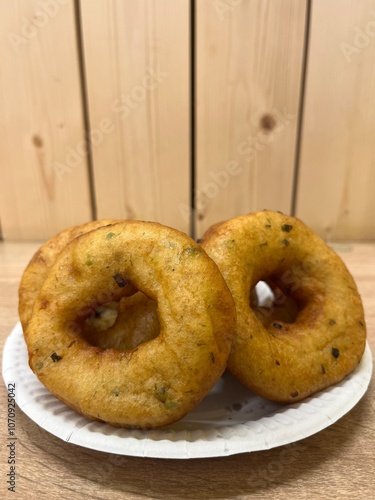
[296,0,375,241]
[0,0,92,240]
[80,0,190,234]
[195,0,307,237]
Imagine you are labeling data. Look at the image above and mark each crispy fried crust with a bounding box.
[18,219,118,331]
[18,218,160,350]
[25,221,236,428]
[201,210,367,402]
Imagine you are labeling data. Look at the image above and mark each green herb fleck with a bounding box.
[225,239,237,248]
[155,385,167,403]
[184,246,201,256]
[85,255,93,266]
[273,322,283,330]
[106,232,116,240]
[35,361,43,370]
[281,224,293,232]
[113,273,128,288]
[329,319,336,325]
[165,401,178,410]
[332,347,340,359]
[50,352,62,362]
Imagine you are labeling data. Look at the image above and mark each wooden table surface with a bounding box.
[0,242,374,500]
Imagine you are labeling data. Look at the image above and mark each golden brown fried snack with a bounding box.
[201,210,366,403]
[19,219,161,354]
[25,220,236,428]
[18,219,118,331]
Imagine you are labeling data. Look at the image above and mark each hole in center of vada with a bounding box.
[250,280,299,328]
[79,291,160,351]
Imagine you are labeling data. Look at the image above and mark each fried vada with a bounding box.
[25,220,236,428]
[201,210,366,402]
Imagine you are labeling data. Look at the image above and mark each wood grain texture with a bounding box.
[1,241,374,499]
[0,0,92,240]
[296,0,375,241]
[80,0,190,234]
[195,0,307,238]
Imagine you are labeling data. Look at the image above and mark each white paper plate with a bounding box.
[2,322,372,459]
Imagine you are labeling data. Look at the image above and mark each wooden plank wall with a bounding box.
[295,0,375,242]
[195,0,307,238]
[79,0,190,234]
[1,0,375,242]
[0,0,92,240]
[0,0,190,240]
